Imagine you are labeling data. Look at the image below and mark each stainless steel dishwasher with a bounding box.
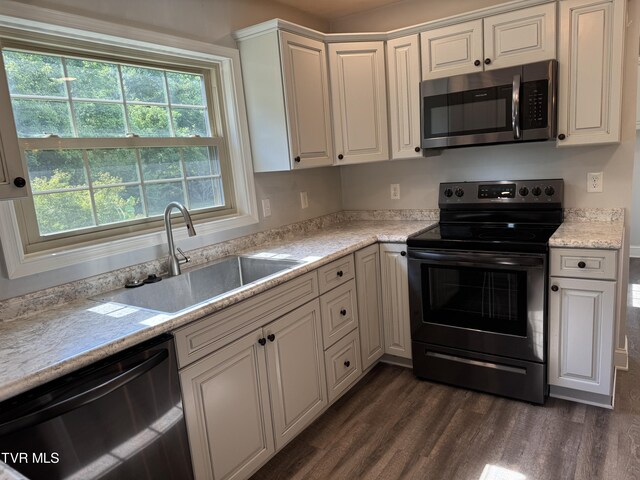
[0,334,194,480]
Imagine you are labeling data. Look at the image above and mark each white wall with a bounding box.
[0,0,342,300]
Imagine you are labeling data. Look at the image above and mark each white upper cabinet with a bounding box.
[386,34,422,159]
[420,4,556,80]
[236,30,333,171]
[0,50,27,200]
[557,0,625,146]
[328,41,389,165]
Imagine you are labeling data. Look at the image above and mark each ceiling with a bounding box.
[271,0,402,20]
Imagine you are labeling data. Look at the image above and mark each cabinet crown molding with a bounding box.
[233,0,556,43]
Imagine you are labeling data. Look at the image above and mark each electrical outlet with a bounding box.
[261,198,271,217]
[390,184,400,200]
[587,172,603,193]
[300,191,308,209]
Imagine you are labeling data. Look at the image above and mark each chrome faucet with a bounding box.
[164,202,197,277]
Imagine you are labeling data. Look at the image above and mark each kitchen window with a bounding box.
[2,46,235,253]
[0,11,257,279]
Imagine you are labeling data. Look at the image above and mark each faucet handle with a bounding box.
[176,247,191,265]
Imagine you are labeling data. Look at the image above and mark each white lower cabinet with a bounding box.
[379,243,412,359]
[548,247,619,405]
[180,299,326,479]
[325,328,362,402]
[355,244,385,370]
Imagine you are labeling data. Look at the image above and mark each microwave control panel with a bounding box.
[522,80,549,130]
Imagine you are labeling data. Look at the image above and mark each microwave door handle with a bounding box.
[512,74,521,139]
[408,250,543,267]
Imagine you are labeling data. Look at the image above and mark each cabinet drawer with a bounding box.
[320,280,358,348]
[325,329,362,403]
[174,271,319,368]
[550,248,617,280]
[317,255,355,294]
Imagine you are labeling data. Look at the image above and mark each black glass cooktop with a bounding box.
[408,222,561,253]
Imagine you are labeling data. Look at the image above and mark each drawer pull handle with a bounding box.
[258,338,266,346]
[337,270,344,277]
[344,360,351,368]
[578,261,586,268]
[340,309,347,316]
[401,251,407,257]
[551,285,559,292]
[267,334,276,342]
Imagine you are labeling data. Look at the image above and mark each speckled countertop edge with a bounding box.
[550,208,625,249]
[0,218,436,403]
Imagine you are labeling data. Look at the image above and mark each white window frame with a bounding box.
[0,1,258,279]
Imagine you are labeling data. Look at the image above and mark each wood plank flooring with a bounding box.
[251,259,640,480]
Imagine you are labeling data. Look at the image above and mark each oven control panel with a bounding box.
[440,179,563,206]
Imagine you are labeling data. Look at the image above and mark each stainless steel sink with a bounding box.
[92,256,302,313]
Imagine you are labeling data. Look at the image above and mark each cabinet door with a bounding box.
[548,277,616,395]
[386,34,422,159]
[557,0,625,146]
[483,3,556,70]
[180,331,274,480]
[420,19,483,80]
[280,32,334,169]
[264,299,327,450]
[379,243,412,359]
[328,41,389,165]
[0,49,27,200]
[355,244,384,370]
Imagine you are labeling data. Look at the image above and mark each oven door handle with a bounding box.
[408,250,544,267]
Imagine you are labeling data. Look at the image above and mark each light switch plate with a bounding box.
[390,184,400,200]
[300,191,308,209]
[261,198,271,217]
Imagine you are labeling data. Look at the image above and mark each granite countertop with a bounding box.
[0,219,435,403]
[550,208,625,249]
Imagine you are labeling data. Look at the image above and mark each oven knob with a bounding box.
[455,188,464,198]
[545,186,555,196]
[531,186,542,196]
[519,187,529,197]
[444,188,453,198]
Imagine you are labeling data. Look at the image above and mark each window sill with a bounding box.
[0,202,259,279]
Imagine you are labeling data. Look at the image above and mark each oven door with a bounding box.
[408,249,546,363]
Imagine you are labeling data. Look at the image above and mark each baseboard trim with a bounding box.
[380,354,413,368]
[615,337,629,371]
[549,385,613,409]
[630,246,640,258]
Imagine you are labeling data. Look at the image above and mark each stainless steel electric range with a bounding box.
[407,179,563,404]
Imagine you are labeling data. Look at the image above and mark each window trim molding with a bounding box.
[0,1,259,279]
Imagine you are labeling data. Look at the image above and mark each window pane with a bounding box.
[122,66,167,103]
[127,105,171,136]
[145,182,185,216]
[88,149,139,185]
[33,190,95,235]
[95,185,144,225]
[167,72,205,106]
[75,102,126,137]
[12,99,73,137]
[212,177,225,205]
[67,59,122,100]
[26,150,87,190]
[187,178,218,209]
[3,50,67,97]
[172,108,208,137]
[140,147,182,180]
[184,147,216,177]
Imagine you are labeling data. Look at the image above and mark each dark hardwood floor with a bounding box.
[251,259,640,480]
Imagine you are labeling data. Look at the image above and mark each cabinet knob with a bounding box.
[340,309,347,316]
[414,146,421,152]
[258,338,266,346]
[294,156,301,163]
[401,251,406,257]
[337,270,344,277]
[474,59,481,67]
[551,285,559,292]
[558,134,566,140]
[338,154,344,160]
[484,58,491,65]
[13,177,26,188]
[578,261,586,269]
[344,360,351,368]
[267,334,276,342]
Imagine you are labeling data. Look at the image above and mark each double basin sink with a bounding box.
[94,255,302,314]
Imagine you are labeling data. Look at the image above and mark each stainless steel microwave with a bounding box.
[420,60,557,150]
